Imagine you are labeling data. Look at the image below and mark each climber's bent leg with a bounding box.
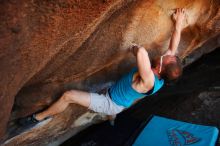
[18,89,124,128]
[35,90,91,121]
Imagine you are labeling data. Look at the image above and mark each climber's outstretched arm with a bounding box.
[165,8,186,56]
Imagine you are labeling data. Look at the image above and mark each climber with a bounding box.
[18,8,185,128]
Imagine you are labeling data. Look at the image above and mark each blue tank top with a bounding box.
[109,67,164,107]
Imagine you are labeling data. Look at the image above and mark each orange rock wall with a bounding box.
[0,0,220,143]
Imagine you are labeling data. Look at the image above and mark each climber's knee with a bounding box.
[62,90,78,103]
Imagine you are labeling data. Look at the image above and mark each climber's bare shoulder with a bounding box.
[131,71,154,94]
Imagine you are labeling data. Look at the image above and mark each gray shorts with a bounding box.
[88,91,125,115]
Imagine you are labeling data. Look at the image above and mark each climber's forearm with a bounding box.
[167,27,181,55]
[129,45,153,82]
[136,47,153,83]
[167,8,185,56]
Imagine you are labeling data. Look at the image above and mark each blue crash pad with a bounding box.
[133,116,219,146]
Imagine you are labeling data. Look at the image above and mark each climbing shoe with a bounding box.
[18,114,40,127]
[18,114,52,131]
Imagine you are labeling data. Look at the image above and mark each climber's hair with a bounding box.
[152,56,183,82]
[161,56,183,81]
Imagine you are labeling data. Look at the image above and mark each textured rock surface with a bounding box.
[0,0,220,145]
